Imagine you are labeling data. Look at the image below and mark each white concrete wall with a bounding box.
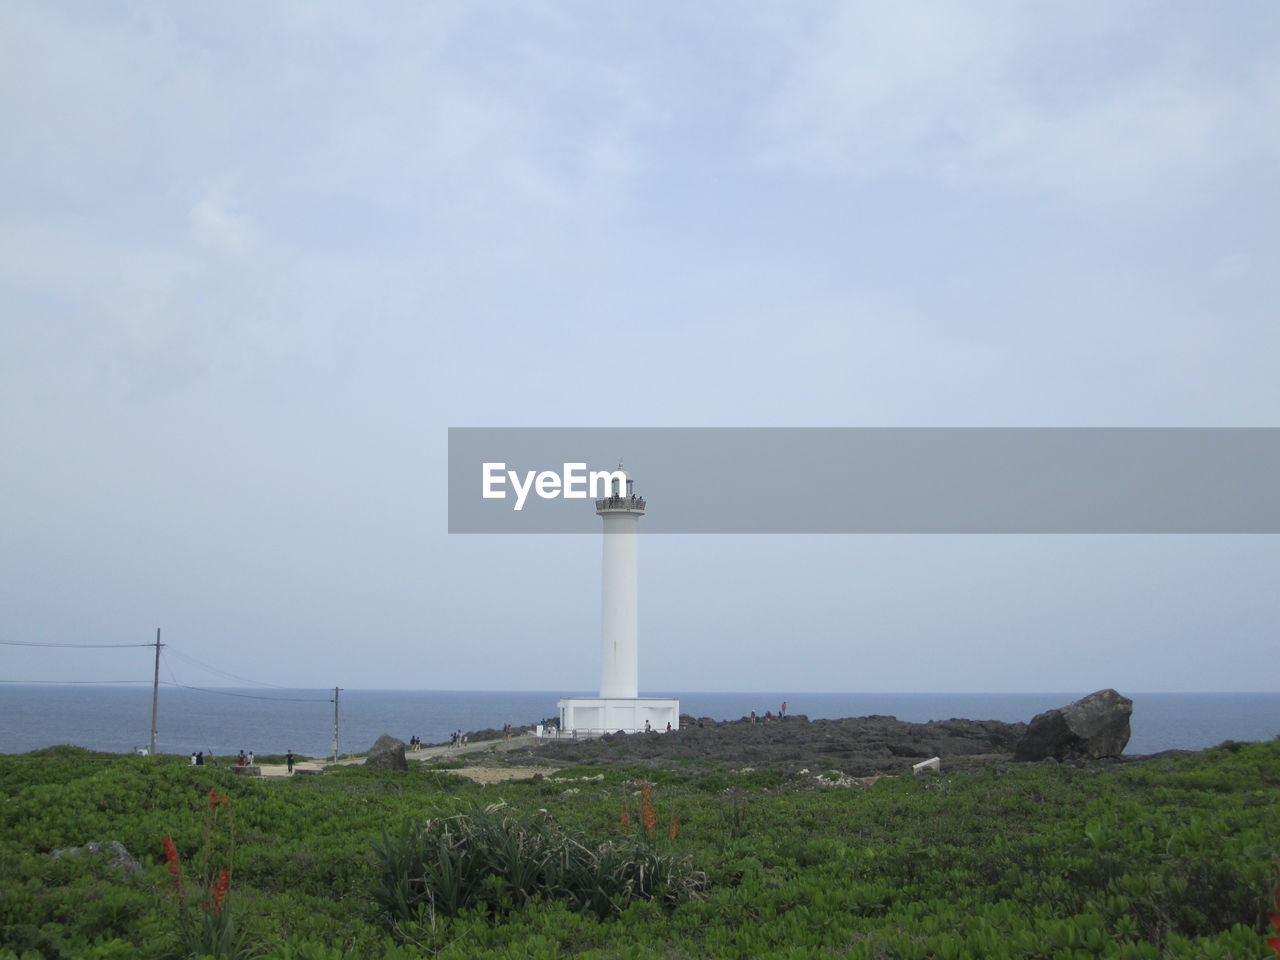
[557,697,680,735]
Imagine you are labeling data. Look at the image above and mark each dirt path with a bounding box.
[257,733,565,779]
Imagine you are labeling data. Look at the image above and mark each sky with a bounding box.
[2,2,1278,695]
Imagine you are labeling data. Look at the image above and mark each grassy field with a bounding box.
[1,739,1278,958]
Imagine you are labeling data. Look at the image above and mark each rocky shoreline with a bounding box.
[457,690,1141,778]
[517,713,1029,777]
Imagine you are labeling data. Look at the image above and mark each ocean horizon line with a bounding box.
[4,684,1277,696]
[3,688,1278,757]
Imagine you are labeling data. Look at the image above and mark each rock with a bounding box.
[365,733,408,771]
[526,712,1027,777]
[1013,689,1133,762]
[50,840,141,875]
[232,765,261,776]
[912,757,942,775]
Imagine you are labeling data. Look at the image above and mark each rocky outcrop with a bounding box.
[1013,689,1132,762]
[365,733,408,771]
[50,840,141,875]
[527,713,1028,777]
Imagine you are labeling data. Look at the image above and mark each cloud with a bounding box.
[751,6,1280,204]
[189,193,254,256]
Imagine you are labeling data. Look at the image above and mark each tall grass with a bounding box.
[369,802,705,926]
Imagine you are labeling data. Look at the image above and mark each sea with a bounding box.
[1,687,1278,759]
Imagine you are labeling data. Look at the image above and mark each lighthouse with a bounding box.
[597,467,643,698]
[556,466,679,736]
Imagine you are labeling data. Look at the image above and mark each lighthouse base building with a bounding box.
[555,468,679,736]
[557,697,681,736]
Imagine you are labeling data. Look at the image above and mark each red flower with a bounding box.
[162,836,179,873]
[640,784,656,839]
[203,868,231,913]
[669,813,680,841]
[213,869,229,908]
[208,788,219,810]
[1269,886,1280,956]
[162,836,185,909]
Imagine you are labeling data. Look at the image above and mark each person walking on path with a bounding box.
[286,750,294,774]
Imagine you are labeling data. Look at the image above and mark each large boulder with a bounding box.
[50,841,141,875]
[365,734,409,771]
[1014,689,1133,762]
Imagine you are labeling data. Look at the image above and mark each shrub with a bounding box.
[369,803,705,926]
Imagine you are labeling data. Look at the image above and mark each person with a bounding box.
[781,700,788,717]
[286,750,294,774]
[195,751,204,766]
[666,722,672,732]
[644,719,651,732]
[237,750,246,767]
[247,750,255,766]
[750,711,757,724]
[189,752,197,766]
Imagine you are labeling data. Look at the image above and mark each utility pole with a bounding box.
[331,686,343,762]
[149,628,162,756]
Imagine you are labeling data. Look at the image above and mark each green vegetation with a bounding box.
[370,802,703,923]
[1,740,1278,958]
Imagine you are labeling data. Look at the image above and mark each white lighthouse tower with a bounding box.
[557,466,679,736]
[598,467,642,698]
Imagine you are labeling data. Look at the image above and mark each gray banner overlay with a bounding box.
[448,428,1279,533]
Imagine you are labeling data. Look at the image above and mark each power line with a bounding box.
[0,679,152,685]
[164,648,303,689]
[6,637,332,702]
[0,640,155,649]
[160,681,331,703]
[0,679,330,699]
